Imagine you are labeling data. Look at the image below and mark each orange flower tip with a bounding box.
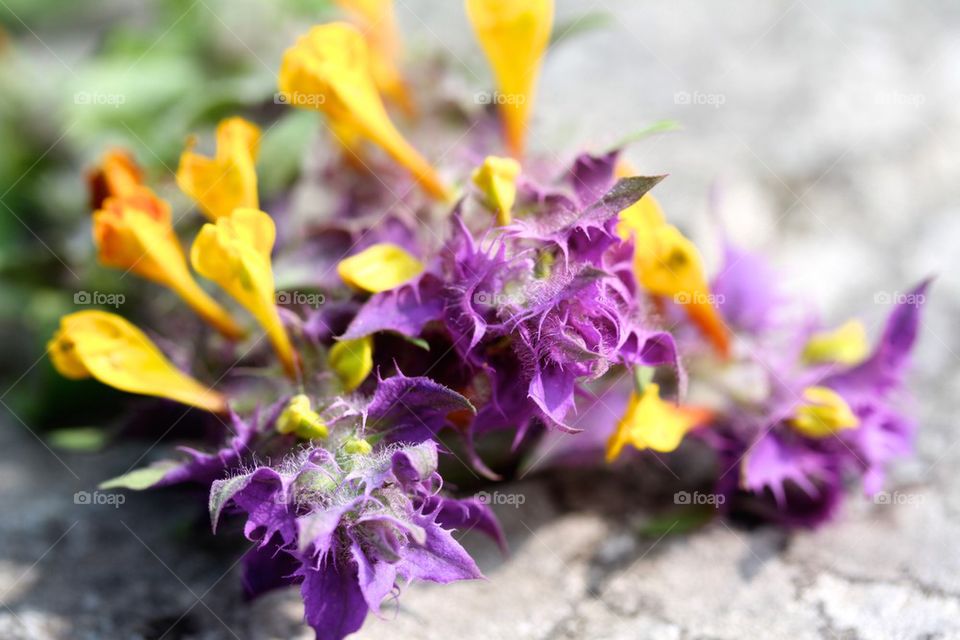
[687,302,732,360]
[87,148,144,209]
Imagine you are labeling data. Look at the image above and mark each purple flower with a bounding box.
[209,441,493,640]
[337,158,681,470]
[717,280,930,526]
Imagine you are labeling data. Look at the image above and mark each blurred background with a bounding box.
[1,1,958,638]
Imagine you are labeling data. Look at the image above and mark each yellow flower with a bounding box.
[343,437,373,455]
[47,311,227,412]
[615,168,730,358]
[789,386,859,438]
[278,23,449,200]
[471,155,521,225]
[606,383,712,461]
[337,243,424,293]
[328,335,374,392]
[92,188,244,340]
[465,0,554,158]
[802,320,869,366]
[190,208,298,377]
[176,117,260,220]
[616,193,666,242]
[277,394,329,440]
[335,0,415,116]
[86,148,144,209]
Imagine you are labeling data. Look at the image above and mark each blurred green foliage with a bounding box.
[0,0,332,426]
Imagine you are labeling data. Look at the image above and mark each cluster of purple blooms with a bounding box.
[66,8,928,638]
[116,144,928,639]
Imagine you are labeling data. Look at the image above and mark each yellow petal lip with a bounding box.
[471,155,521,226]
[337,243,424,293]
[278,23,449,200]
[605,383,712,461]
[190,208,299,378]
[789,386,859,438]
[176,116,261,220]
[47,311,227,412]
[329,335,374,392]
[619,196,731,359]
[802,320,869,366]
[466,0,554,158]
[92,188,245,340]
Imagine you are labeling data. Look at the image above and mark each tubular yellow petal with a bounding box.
[466,0,554,158]
[337,243,424,293]
[605,383,711,461]
[87,148,144,209]
[802,320,869,366]
[617,193,666,242]
[335,0,415,116]
[329,335,374,392]
[176,117,261,220]
[630,223,730,358]
[471,155,520,226]
[190,208,298,378]
[278,23,449,200]
[790,386,859,438]
[47,311,227,412]
[92,188,244,340]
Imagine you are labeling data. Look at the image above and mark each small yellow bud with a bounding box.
[277,394,329,440]
[471,155,521,226]
[343,437,373,455]
[328,336,374,392]
[790,386,859,438]
[802,320,869,366]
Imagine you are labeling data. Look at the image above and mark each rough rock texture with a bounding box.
[3,1,960,638]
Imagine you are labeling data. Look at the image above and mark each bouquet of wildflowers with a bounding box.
[47,1,929,638]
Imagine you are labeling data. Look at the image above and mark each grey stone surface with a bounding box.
[3,1,960,638]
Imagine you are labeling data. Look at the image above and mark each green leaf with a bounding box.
[47,427,108,452]
[209,472,256,531]
[99,460,180,491]
[551,12,615,46]
[636,505,716,537]
[610,120,683,151]
[398,334,430,351]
